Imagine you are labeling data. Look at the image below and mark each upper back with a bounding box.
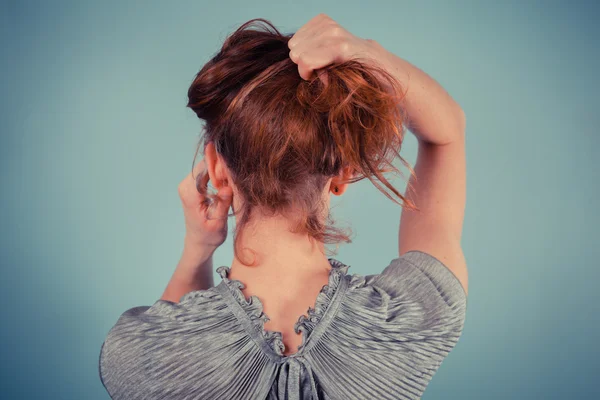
[99,251,467,399]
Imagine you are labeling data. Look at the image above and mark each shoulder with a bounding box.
[373,250,468,309]
[339,250,468,338]
[99,287,236,399]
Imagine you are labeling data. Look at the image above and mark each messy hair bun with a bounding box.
[187,18,416,266]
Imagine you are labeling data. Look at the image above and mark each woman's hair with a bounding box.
[187,18,417,266]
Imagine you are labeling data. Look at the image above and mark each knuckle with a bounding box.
[292,51,309,66]
[336,39,350,55]
[297,51,307,62]
[330,25,344,38]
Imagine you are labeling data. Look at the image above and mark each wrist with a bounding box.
[361,38,387,61]
[162,248,215,301]
[184,235,217,253]
[355,39,395,78]
[179,240,215,270]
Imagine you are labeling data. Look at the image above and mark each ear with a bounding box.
[204,142,229,190]
[330,165,355,196]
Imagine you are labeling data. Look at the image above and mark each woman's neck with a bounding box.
[228,214,333,287]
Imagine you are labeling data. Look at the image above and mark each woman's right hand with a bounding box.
[287,13,379,81]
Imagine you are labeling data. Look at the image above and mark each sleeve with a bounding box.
[369,250,467,338]
[98,287,275,400]
[98,290,230,400]
[98,304,162,400]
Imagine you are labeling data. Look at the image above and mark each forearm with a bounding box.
[367,40,465,145]
[160,238,216,303]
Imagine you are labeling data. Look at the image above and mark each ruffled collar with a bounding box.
[216,258,350,359]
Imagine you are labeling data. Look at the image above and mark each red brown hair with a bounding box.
[187,18,417,266]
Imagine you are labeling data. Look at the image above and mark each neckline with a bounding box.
[215,258,350,363]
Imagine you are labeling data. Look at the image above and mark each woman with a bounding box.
[99,14,468,400]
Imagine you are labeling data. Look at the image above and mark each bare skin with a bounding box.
[163,13,468,356]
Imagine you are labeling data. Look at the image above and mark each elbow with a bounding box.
[435,106,465,146]
[454,104,466,134]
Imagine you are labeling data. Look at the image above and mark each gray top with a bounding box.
[99,250,468,399]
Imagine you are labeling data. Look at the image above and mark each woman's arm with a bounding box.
[364,40,468,296]
[366,40,465,146]
[161,157,233,303]
[160,238,215,303]
[288,14,468,295]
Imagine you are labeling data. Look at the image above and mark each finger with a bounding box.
[289,26,318,51]
[195,169,210,194]
[301,15,333,44]
[288,15,320,49]
[298,60,314,81]
[316,69,329,86]
[288,30,332,64]
[289,13,334,49]
[179,160,209,208]
[191,159,210,193]
[191,158,207,178]
[210,187,233,220]
[292,47,337,80]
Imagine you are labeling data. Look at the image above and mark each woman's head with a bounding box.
[187,18,416,266]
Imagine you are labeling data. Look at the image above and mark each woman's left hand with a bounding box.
[178,159,233,251]
[287,13,378,80]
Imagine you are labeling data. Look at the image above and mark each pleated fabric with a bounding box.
[99,250,468,400]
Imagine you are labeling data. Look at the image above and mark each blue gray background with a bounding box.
[1,0,598,398]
